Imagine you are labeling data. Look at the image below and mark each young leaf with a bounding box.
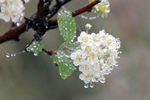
[26,40,43,53]
[53,50,76,80]
[58,10,76,43]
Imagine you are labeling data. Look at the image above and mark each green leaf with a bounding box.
[26,40,43,53]
[53,51,76,80]
[58,10,76,43]
[53,42,80,79]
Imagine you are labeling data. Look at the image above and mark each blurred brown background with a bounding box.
[0,0,150,100]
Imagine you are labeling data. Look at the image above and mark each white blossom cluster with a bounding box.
[71,30,121,88]
[0,0,30,22]
[93,0,110,18]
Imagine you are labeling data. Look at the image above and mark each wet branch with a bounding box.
[0,0,100,44]
[42,48,57,55]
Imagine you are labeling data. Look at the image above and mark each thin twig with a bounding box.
[0,0,100,44]
[48,0,100,27]
[42,48,57,55]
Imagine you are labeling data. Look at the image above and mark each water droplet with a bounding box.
[90,83,94,88]
[31,48,34,51]
[34,53,38,56]
[16,22,20,26]
[119,51,122,54]
[65,28,67,30]
[71,40,74,42]
[100,79,105,83]
[6,53,10,58]
[115,64,118,67]
[84,84,88,88]
[53,61,56,64]
[8,53,17,57]
[10,54,14,57]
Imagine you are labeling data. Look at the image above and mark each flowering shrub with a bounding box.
[0,0,121,88]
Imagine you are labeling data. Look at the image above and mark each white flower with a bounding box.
[91,32,101,46]
[79,73,95,84]
[77,31,91,44]
[70,50,86,66]
[79,65,91,74]
[70,29,121,88]
[0,0,29,22]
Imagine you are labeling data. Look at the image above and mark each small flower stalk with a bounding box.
[0,0,121,89]
[70,24,121,88]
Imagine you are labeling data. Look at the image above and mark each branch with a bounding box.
[46,0,71,19]
[0,0,51,44]
[32,0,72,40]
[0,0,100,44]
[0,23,26,43]
[42,48,57,55]
[48,0,100,27]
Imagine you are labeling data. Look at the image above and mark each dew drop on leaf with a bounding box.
[34,53,39,56]
[5,53,10,58]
